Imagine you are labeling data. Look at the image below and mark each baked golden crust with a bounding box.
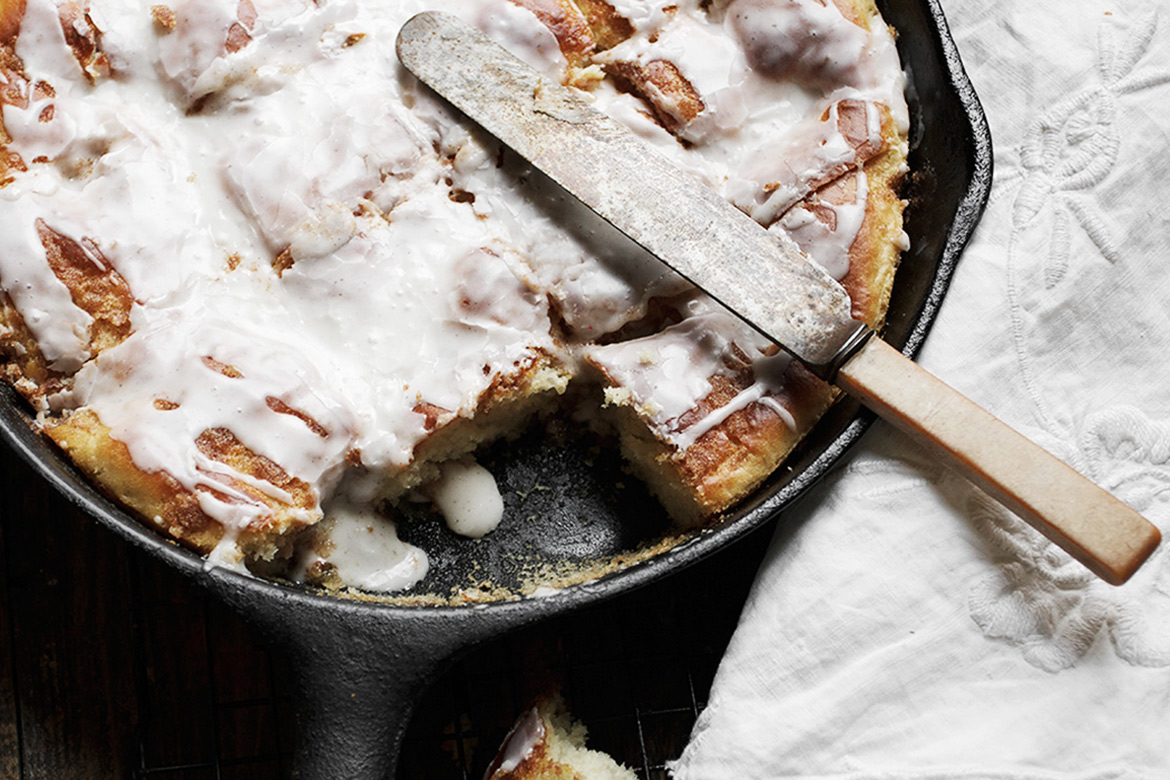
[565,0,632,51]
[1,3,28,184]
[0,218,135,402]
[575,0,911,525]
[485,696,636,780]
[36,220,135,353]
[40,347,570,561]
[45,408,232,554]
[55,0,112,82]
[600,361,837,523]
[2,14,50,399]
[0,0,25,43]
[0,290,58,402]
[44,408,320,558]
[508,0,598,67]
[388,353,573,498]
[842,147,907,326]
[508,0,632,66]
[590,126,907,523]
[605,57,705,136]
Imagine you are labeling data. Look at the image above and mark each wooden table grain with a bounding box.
[0,438,766,779]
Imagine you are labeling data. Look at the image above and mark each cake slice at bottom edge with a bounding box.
[485,695,637,780]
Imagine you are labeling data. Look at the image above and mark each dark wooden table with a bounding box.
[0,439,768,779]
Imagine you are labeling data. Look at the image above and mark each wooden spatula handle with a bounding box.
[836,336,1161,585]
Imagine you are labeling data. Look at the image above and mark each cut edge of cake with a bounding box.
[587,143,908,525]
[484,694,638,780]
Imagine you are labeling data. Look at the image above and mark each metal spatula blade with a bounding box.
[396,11,1161,584]
[396,11,863,373]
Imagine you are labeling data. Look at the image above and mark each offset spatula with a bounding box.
[396,11,1161,585]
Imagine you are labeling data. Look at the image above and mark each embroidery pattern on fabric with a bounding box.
[967,7,1170,672]
[967,410,1170,671]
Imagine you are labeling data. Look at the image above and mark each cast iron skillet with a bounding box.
[0,0,991,776]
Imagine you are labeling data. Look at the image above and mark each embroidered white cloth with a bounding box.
[671,2,1170,777]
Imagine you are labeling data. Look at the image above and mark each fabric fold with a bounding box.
[671,1,1170,776]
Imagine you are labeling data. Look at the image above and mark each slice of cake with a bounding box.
[586,144,906,522]
[581,0,908,523]
[484,696,637,780]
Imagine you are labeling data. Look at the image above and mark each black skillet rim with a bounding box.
[0,0,993,626]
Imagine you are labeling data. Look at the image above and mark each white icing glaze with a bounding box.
[447,149,692,334]
[464,0,568,76]
[596,9,749,145]
[300,503,430,592]
[588,0,906,197]
[0,0,908,590]
[497,706,545,773]
[158,0,345,105]
[155,0,253,99]
[0,203,94,372]
[601,0,658,30]
[777,169,870,281]
[727,0,869,89]
[427,457,506,539]
[731,98,882,225]
[589,304,794,450]
[53,294,356,524]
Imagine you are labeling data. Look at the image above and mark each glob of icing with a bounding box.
[496,706,546,774]
[297,503,431,592]
[426,457,506,539]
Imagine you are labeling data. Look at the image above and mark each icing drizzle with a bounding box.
[0,0,908,590]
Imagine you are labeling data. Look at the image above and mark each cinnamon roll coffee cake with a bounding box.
[0,0,909,594]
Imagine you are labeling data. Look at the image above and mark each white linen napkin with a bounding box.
[671,1,1170,776]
